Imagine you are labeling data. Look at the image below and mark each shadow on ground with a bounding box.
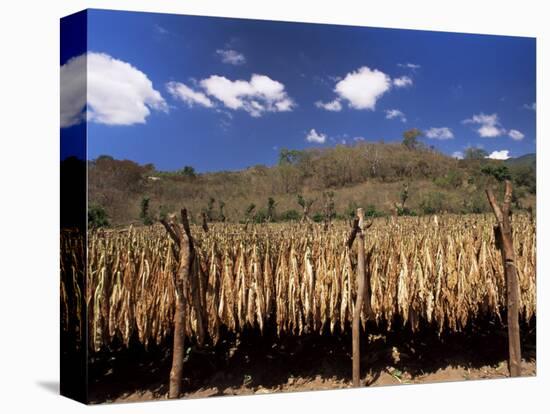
[88,317,536,403]
[36,381,59,394]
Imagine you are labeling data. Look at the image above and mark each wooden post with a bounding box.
[160,208,194,398]
[485,180,522,377]
[201,211,209,232]
[353,208,366,387]
[346,217,360,249]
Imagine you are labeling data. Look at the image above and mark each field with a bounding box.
[61,213,536,401]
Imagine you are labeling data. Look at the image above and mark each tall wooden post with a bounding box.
[201,211,209,232]
[486,180,522,377]
[353,208,366,387]
[161,208,194,398]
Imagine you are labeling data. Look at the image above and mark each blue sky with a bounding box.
[60,9,536,172]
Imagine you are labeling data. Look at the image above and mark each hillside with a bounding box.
[85,142,536,226]
[505,153,536,168]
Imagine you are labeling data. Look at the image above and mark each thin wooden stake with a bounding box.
[202,211,209,232]
[353,208,366,386]
[161,209,194,398]
[486,180,522,377]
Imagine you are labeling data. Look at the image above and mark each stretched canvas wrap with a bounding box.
[60,9,537,405]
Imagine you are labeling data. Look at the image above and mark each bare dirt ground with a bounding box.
[88,319,536,404]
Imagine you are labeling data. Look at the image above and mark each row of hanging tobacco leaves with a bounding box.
[61,214,536,353]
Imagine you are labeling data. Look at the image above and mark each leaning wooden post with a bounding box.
[486,180,522,377]
[161,209,194,398]
[352,208,366,387]
[201,211,209,232]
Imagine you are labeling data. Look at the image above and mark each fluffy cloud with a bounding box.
[315,99,342,112]
[306,129,326,144]
[463,113,506,137]
[317,66,415,112]
[60,52,167,127]
[508,129,525,141]
[216,49,246,65]
[385,109,407,122]
[334,66,392,110]
[523,102,536,111]
[60,53,87,127]
[166,81,213,108]
[199,74,294,117]
[393,76,413,88]
[452,151,464,160]
[425,127,454,140]
[398,63,421,70]
[486,150,510,160]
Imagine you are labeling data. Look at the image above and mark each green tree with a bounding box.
[278,148,303,165]
[402,128,423,150]
[253,209,268,223]
[177,165,196,178]
[365,204,382,217]
[481,164,511,182]
[244,203,256,221]
[218,200,226,222]
[279,209,300,221]
[512,166,536,194]
[140,197,153,225]
[464,147,489,160]
[420,192,445,215]
[266,197,276,221]
[88,205,109,228]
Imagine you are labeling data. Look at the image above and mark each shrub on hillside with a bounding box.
[279,209,301,221]
[88,205,110,228]
[420,192,446,215]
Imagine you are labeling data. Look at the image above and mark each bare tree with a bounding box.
[160,209,194,398]
[486,180,522,377]
[347,208,373,386]
[297,194,315,223]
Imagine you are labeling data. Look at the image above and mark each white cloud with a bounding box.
[315,99,342,112]
[60,52,167,127]
[393,76,413,88]
[199,74,294,117]
[523,102,536,111]
[486,150,510,160]
[166,81,214,108]
[353,136,365,142]
[398,63,421,70]
[426,127,454,140]
[508,129,525,141]
[60,53,87,127]
[275,99,294,111]
[463,113,506,137]
[334,66,392,110]
[318,66,414,112]
[216,49,246,65]
[452,151,464,160]
[385,109,407,122]
[306,128,326,144]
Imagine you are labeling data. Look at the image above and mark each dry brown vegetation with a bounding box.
[61,214,536,353]
[86,142,536,225]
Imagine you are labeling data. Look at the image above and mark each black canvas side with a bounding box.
[60,9,88,405]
